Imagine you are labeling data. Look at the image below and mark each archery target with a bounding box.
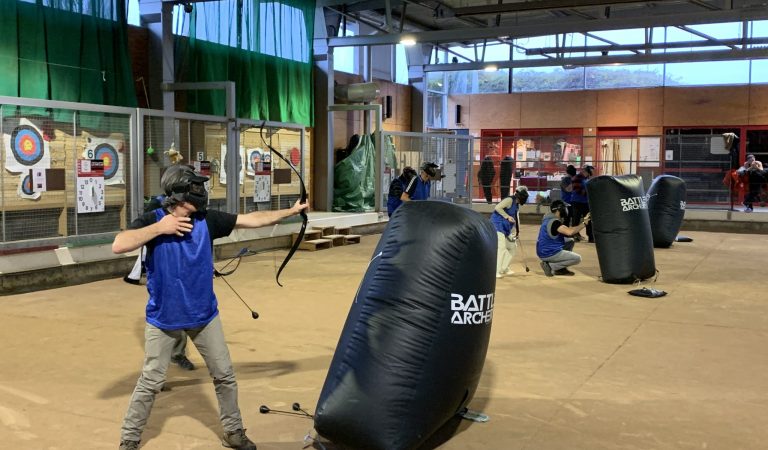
[219,144,245,185]
[289,147,301,167]
[93,144,119,179]
[83,136,124,185]
[4,118,51,173]
[18,172,40,200]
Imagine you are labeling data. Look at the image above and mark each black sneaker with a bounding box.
[222,429,257,450]
[171,355,196,371]
[119,440,140,450]
[123,275,141,286]
[539,261,553,277]
[554,268,575,276]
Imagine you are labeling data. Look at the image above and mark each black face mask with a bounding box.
[170,175,209,211]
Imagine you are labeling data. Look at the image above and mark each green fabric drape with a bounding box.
[178,0,314,126]
[0,0,136,111]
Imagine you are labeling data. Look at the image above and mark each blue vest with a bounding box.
[536,216,566,259]
[411,178,431,200]
[571,177,589,203]
[490,199,519,236]
[145,209,218,330]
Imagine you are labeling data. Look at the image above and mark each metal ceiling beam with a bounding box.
[326,7,768,47]
[451,0,653,17]
[525,36,768,54]
[422,47,768,72]
[677,24,738,49]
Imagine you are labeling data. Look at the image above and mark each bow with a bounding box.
[260,121,308,287]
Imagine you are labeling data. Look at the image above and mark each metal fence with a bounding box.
[382,130,755,209]
[0,97,305,251]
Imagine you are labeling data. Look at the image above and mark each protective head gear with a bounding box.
[420,162,438,178]
[583,165,594,176]
[161,165,209,211]
[514,185,529,204]
[550,199,570,217]
[402,166,417,179]
[566,165,577,177]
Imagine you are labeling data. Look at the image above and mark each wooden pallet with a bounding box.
[334,226,351,235]
[343,234,362,245]
[292,229,322,245]
[311,225,335,237]
[298,238,333,251]
[323,234,347,246]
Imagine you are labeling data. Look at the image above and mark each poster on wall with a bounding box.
[4,118,51,173]
[82,135,124,185]
[251,148,271,203]
[219,144,245,185]
[246,147,265,177]
[639,137,661,167]
[76,159,105,213]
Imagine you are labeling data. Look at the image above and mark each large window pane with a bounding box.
[752,60,768,84]
[395,44,408,84]
[664,60,750,86]
[585,64,664,89]
[478,69,509,93]
[512,67,584,91]
[335,26,358,74]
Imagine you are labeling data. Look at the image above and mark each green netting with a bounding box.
[333,134,376,212]
[0,0,136,112]
[178,0,314,126]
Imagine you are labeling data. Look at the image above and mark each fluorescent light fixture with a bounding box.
[484,65,498,72]
[400,36,416,46]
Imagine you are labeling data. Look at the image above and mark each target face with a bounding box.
[93,144,119,179]
[289,147,301,166]
[11,125,45,166]
[21,173,34,195]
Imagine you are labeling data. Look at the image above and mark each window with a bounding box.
[512,67,584,92]
[395,44,409,84]
[334,24,359,74]
[585,65,664,89]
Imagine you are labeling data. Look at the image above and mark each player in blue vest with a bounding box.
[536,200,590,277]
[113,164,308,450]
[386,166,417,216]
[402,162,438,203]
[570,165,594,242]
[490,185,529,278]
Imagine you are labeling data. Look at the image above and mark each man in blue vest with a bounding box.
[536,200,590,277]
[402,162,438,202]
[387,166,417,217]
[490,185,529,278]
[113,164,308,450]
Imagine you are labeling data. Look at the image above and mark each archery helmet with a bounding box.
[161,164,209,211]
[420,162,438,178]
[402,166,417,179]
[550,199,569,217]
[514,185,529,204]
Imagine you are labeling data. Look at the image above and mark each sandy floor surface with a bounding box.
[1,226,767,449]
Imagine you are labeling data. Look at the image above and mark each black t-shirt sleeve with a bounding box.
[205,210,238,240]
[550,219,562,236]
[404,177,418,197]
[128,210,159,230]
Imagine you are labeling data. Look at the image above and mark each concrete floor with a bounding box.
[1,226,767,450]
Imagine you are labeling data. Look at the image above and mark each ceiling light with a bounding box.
[400,37,416,46]
[484,65,498,72]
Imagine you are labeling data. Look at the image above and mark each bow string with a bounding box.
[259,121,308,287]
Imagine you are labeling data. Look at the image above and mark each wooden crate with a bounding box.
[312,225,335,236]
[323,234,347,246]
[292,229,322,245]
[334,226,352,235]
[343,234,362,245]
[299,238,332,251]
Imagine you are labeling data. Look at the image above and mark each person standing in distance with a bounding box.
[114,164,308,450]
[559,165,577,226]
[402,162,438,202]
[490,186,529,278]
[387,166,417,217]
[536,200,590,277]
[570,165,594,242]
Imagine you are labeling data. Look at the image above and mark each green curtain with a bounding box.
[0,0,136,109]
[178,0,314,126]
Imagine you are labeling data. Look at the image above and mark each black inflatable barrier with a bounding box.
[586,175,656,284]
[647,175,687,248]
[314,201,497,450]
